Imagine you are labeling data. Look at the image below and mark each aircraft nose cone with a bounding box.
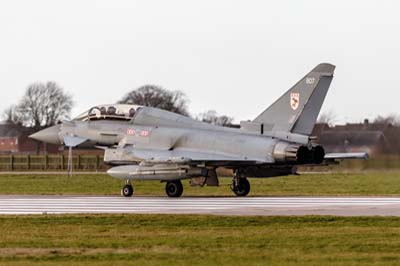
[29,124,62,145]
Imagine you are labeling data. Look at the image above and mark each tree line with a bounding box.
[5,81,398,134]
[2,81,233,132]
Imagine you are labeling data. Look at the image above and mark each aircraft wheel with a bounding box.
[165,180,183,198]
[232,178,250,197]
[121,184,134,197]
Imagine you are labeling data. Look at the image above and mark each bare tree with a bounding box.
[118,85,189,116]
[8,81,73,131]
[373,114,400,126]
[317,110,337,126]
[2,105,22,125]
[2,82,73,154]
[21,82,73,129]
[198,110,234,126]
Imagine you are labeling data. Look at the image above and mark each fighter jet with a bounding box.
[30,63,367,197]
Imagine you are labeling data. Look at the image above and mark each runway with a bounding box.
[1,196,400,216]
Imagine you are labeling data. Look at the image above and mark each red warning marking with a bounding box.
[127,129,136,136]
[140,130,150,137]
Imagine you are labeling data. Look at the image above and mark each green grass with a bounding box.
[0,214,400,265]
[2,173,400,265]
[1,171,400,196]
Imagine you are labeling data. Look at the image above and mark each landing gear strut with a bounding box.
[231,175,250,197]
[121,180,134,197]
[165,180,183,198]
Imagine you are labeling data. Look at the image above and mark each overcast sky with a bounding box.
[0,0,399,124]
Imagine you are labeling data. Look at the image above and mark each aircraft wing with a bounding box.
[106,147,368,167]
[135,148,266,164]
[105,147,268,166]
[324,152,369,162]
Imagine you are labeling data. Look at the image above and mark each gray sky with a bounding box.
[0,0,399,124]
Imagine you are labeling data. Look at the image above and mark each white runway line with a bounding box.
[1,196,400,216]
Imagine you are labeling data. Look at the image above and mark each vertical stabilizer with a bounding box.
[253,63,335,136]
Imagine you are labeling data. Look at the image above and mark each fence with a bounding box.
[0,154,399,172]
[0,155,109,171]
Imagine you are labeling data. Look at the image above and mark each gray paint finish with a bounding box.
[253,63,335,135]
[29,63,367,197]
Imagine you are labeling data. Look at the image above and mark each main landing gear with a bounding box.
[121,176,249,197]
[121,179,184,198]
[121,180,134,197]
[231,176,250,197]
[165,180,184,198]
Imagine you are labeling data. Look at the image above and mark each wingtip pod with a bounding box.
[312,63,336,76]
[324,152,369,161]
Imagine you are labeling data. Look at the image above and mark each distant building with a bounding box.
[1,120,399,156]
[226,120,396,155]
[0,124,60,154]
[313,120,400,155]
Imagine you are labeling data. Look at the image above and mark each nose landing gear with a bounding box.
[121,180,134,197]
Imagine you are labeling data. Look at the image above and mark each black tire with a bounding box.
[165,180,183,198]
[232,178,250,197]
[121,184,134,197]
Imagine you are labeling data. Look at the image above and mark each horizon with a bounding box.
[1,0,399,124]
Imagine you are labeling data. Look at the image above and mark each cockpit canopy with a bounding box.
[74,104,142,122]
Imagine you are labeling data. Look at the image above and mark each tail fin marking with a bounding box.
[253,63,335,136]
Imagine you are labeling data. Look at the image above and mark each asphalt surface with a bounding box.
[1,196,400,216]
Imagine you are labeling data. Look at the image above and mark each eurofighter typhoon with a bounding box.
[30,63,367,197]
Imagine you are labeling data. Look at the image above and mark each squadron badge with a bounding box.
[290,92,300,110]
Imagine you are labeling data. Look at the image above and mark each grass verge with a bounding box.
[0,171,400,196]
[0,214,399,266]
